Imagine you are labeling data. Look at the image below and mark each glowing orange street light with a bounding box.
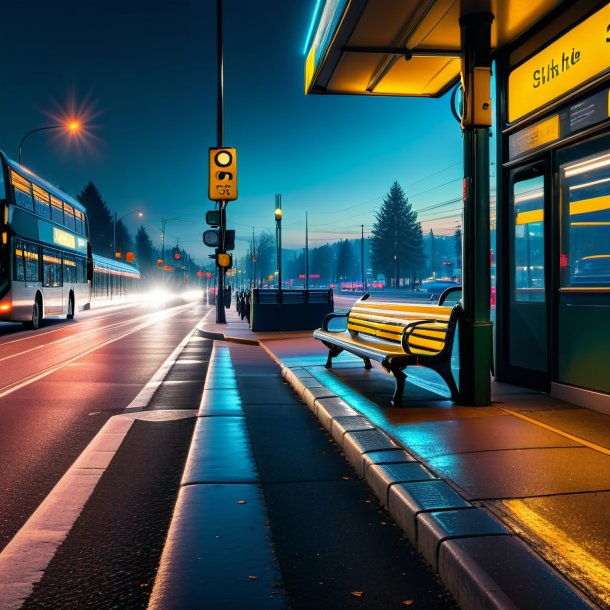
[18,119,82,164]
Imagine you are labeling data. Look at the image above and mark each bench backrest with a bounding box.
[347,299,461,357]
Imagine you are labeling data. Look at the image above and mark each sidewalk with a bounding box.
[152,306,610,610]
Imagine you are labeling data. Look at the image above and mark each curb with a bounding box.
[280,365,597,610]
[148,343,284,610]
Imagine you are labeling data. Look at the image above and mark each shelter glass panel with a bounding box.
[513,175,545,302]
[560,150,610,288]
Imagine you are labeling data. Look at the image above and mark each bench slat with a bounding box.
[315,296,462,405]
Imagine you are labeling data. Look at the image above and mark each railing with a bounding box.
[250,289,334,331]
[252,288,333,305]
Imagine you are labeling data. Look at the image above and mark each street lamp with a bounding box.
[274,194,282,290]
[114,209,143,259]
[18,120,81,165]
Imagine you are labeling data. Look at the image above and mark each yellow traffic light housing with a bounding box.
[217,252,232,268]
[209,147,237,201]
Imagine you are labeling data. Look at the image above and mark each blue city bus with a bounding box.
[0,151,92,328]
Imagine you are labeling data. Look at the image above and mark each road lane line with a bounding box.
[123,312,209,411]
[0,411,197,610]
[0,305,193,398]
[0,310,207,608]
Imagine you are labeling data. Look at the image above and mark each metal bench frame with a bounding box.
[313,289,462,407]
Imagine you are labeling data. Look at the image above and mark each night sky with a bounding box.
[1,0,464,265]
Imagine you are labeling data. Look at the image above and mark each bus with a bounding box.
[92,254,140,300]
[0,151,91,329]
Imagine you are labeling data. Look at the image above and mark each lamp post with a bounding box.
[274,194,282,290]
[18,121,80,165]
[114,209,143,259]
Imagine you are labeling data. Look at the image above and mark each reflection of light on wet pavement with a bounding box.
[501,499,610,607]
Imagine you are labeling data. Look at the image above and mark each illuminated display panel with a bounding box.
[508,3,610,122]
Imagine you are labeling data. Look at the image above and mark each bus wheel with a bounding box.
[25,294,42,330]
[67,294,75,319]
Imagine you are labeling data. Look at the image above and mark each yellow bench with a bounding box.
[313,291,462,406]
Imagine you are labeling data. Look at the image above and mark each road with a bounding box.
[0,297,211,605]
[0,293,459,609]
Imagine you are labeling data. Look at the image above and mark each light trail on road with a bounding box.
[0,303,195,398]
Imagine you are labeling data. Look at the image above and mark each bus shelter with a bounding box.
[304,0,610,409]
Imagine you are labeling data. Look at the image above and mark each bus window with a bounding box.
[513,174,545,302]
[76,256,87,283]
[32,185,51,219]
[74,209,84,235]
[42,248,62,287]
[561,150,610,287]
[63,254,76,284]
[63,203,76,231]
[10,170,34,212]
[24,241,40,282]
[13,240,25,281]
[50,196,63,225]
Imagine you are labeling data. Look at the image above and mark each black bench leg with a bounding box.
[389,366,407,407]
[435,362,460,401]
[363,357,372,370]
[325,345,343,369]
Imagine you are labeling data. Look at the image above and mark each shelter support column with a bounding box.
[459,11,494,406]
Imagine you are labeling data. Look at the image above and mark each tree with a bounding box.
[77,182,113,257]
[254,231,275,285]
[135,226,156,278]
[115,220,135,260]
[370,181,427,287]
[311,243,331,286]
[336,239,353,281]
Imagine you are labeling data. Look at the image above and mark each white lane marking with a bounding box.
[0,305,193,398]
[0,306,137,347]
[0,344,45,363]
[123,314,205,412]
[0,306,185,363]
[0,410,196,609]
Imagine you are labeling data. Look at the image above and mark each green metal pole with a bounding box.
[459,12,494,406]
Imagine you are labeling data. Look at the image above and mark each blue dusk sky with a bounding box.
[0,0,465,264]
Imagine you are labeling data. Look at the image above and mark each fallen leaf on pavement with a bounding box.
[351,591,363,598]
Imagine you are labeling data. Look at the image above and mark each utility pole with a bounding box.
[215,0,226,323]
[251,227,254,288]
[305,212,309,292]
[161,218,167,263]
[361,224,365,292]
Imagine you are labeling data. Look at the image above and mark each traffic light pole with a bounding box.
[215,0,226,323]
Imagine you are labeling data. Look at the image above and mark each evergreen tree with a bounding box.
[115,220,135,260]
[370,181,426,287]
[336,239,353,280]
[255,231,275,284]
[311,243,331,286]
[77,182,113,257]
[135,226,156,278]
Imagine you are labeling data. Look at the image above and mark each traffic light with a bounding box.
[202,229,235,250]
[203,230,220,248]
[209,147,237,201]
[217,253,232,268]
[205,210,221,227]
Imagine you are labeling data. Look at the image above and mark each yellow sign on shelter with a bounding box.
[508,3,610,122]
